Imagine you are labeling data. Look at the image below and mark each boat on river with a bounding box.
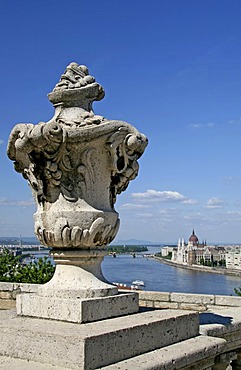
[132,280,145,287]
[112,282,142,291]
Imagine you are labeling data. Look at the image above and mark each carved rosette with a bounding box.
[7,63,148,253]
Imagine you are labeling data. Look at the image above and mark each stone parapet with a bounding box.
[171,292,215,305]
[137,290,241,312]
[1,283,241,312]
[0,282,39,295]
[215,295,241,307]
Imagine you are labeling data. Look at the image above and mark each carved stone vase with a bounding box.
[7,63,148,300]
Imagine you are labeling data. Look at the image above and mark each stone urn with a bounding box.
[7,63,148,300]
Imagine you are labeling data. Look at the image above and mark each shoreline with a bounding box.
[153,256,241,277]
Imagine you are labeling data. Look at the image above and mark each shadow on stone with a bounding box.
[199,312,232,325]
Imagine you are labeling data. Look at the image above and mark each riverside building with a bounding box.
[171,229,226,266]
[225,245,241,270]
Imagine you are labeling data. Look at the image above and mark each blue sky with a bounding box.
[1,0,241,243]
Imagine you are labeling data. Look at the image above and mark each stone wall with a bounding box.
[1,282,241,313]
[0,282,38,309]
[138,290,241,312]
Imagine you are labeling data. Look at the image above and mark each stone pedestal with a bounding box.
[16,292,139,323]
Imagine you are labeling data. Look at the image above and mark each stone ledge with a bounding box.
[0,283,15,292]
[179,303,207,311]
[215,295,241,307]
[138,291,170,302]
[0,282,39,300]
[200,306,241,355]
[151,301,179,309]
[171,292,215,305]
[98,335,226,370]
[0,309,199,370]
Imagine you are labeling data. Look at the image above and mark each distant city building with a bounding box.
[171,229,226,267]
[161,246,174,257]
[225,245,241,270]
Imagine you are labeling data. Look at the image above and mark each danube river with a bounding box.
[102,246,241,296]
[30,246,241,296]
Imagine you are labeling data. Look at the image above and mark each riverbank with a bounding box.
[154,256,241,277]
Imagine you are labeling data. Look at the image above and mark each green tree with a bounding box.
[0,248,20,282]
[0,249,55,284]
[219,259,226,267]
[234,287,241,297]
[107,245,148,254]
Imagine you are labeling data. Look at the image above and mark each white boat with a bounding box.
[132,280,145,287]
[112,282,142,290]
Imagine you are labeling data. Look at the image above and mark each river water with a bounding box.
[28,247,241,296]
[102,247,241,296]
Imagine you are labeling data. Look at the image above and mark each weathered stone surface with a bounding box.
[199,307,241,363]
[99,336,226,370]
[144,299,155,307]
[0,291,12,299]
[179,303,207,311]
[135,290,241,312]
[0,282,39,295]
[0,355,68,369]
[16,292,139,323]
[153,301,179,309]
[0,309,199,370]
[17,283,39,293]
[0,300,15,310]
[138,290,170,302]
[38,263,119,299]
[171,292,215,305]
[215,295,241,307]
[0,283,14,292]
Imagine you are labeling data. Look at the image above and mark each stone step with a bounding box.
[0,309,199,370]
[0,355,69,370]
[98,335,226,370]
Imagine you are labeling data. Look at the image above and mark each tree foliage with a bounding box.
[234,287,241,297]
[0,249,55,284]
[107,245,148,253]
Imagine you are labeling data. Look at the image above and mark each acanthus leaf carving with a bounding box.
[36,216,120,248]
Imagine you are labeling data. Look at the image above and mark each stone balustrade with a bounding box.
[1,282,241,369]
[2,282,241,312]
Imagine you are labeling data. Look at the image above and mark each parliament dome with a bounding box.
[189,229,198,243]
